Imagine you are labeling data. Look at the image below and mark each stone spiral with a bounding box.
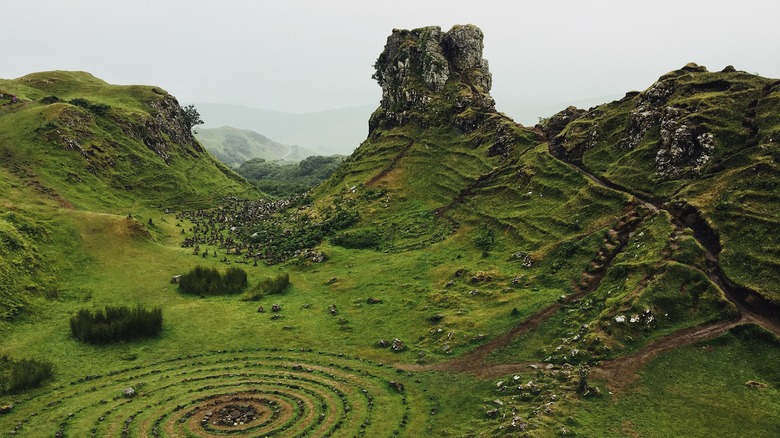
[2,348,417,437]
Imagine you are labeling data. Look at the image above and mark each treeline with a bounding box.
[236,155,343,197]
[70,305,163,344]
[0,355,54,395]
[179,266,248,296]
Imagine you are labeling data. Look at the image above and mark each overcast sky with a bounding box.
[3,0,780,117]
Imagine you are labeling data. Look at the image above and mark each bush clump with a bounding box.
[69,97,110,116]
[0,355,54,394]
[70,305,162,344]
[179,266,248,296]
[332,227,382,249]
[243,273,290,301]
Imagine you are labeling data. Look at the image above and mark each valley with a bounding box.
[1,25,779,437]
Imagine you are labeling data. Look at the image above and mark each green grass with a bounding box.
[574,325,780,437]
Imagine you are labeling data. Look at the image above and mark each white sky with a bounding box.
[3,0,779,114]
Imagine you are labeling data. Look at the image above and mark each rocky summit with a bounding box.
[370,24,495,131]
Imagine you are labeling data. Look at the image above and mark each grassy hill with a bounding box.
[0,34,778,437]
[548,63,780,305]
[0,71,255,210]
[194,126,317,168]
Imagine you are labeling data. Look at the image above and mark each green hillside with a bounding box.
[0,71,254,211]
[195,126,317,168]
[0,31,778,438]
[548,63,780,305]
[0,71,256,320]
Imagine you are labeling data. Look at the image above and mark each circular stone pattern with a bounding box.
[0,348,418,437]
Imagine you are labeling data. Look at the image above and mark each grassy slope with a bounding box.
[576,325,780,437]
[0,71,255,211]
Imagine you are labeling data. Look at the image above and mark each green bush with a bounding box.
[473,224,495,252]
[70,305,162,344]
[0,354,54,394]
[178,266,248,296]
[243,273,290,301]
[332,228,382,249]
[69,97,110,116]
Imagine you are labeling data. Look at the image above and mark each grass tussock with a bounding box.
[178,266,248,296]
[243,273,290,301]
[0,354,54,395]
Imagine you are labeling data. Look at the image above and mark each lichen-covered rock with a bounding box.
[127,94,205,164]
[370,24,494,131]
[622,79,675,150]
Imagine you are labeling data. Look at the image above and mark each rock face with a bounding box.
[129,93,205,164]
[620,66,717,179]
[370,25,495,130]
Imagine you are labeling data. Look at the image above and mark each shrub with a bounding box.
[69,97,110,116]
[473,224,496,252]
[332,228,382,249]
[70,305,162,344]
[0,355,54,394]
[178,266,248,296]
[243,273,290,301]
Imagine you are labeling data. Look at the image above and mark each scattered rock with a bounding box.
[0,404,12,414]
[271,304,281,312]
[391,338,406,352]
[745,380,768,388]
[389,381,405,392]
[122,387,135,398]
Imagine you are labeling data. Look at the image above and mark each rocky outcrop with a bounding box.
[620,64,716,179]
[129,94,205,164]
[654,106,715,179]
[550,63,718,178]
[540,106,586,141]
[369,24,495,131]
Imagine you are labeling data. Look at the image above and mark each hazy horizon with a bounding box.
[4,0,779,119]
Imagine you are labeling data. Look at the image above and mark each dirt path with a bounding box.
[591,312,778,393]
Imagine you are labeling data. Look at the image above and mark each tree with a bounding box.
[181,104,204,130]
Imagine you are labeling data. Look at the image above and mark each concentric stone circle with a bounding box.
[1,348,417,437]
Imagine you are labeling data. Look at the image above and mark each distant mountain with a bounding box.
[194,103,373,156]
[194,126,316,168]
